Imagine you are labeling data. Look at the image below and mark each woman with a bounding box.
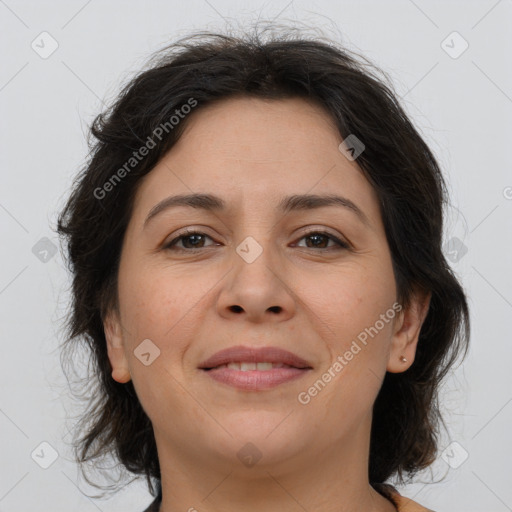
[56,25,469,512]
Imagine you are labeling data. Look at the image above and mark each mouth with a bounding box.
[198,345,313,370]
[198,345,313,391]
[203,362,300,371]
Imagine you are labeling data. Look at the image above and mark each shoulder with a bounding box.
[391,491,437,512]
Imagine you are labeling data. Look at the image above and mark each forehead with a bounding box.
[129,96,381,226]
[177,96,341,159]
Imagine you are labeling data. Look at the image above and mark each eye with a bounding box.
[164,230,217,251]
[163,229,350,252]
[294,230,350,251]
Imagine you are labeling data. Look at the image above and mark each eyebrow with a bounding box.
[143,193,371,228]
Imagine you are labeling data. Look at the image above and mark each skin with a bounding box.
[104,96,431,512]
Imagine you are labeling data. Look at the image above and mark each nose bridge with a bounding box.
[233,231,280,291]
[231,197,278,270]
[216,229,295,321]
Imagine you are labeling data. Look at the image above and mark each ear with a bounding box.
[387,288,431,373]
[103,309,131,383]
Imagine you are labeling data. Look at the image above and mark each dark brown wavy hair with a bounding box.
[55,23,470,502]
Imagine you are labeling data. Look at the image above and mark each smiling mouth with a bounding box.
[201,363,312,391]
[203,362,299,371]
[198,345,313,390]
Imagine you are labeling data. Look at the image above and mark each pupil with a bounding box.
[185,235,203,248]
[307,234,327,248]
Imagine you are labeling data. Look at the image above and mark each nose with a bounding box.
[215,238,296,324]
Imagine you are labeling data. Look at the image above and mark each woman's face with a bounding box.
[105,96,426,473]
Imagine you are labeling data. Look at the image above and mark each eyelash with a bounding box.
[163,228,350,252]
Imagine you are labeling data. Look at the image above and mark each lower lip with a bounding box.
[201,367,311,390]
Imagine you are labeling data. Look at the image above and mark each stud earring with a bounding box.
[400,356,407,363]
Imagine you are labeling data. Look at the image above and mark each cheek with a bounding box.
[117,269,196,409]
[299,263,396,415]
[302,260,396,340]
[309,280,396,429]
[117,263,192,348]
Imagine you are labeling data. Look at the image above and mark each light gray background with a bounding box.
[1,1,511,511]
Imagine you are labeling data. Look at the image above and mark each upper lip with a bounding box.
[198,345,313,369]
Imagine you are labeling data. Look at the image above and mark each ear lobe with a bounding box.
[387,290,431,373]
[104,311,131,384]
